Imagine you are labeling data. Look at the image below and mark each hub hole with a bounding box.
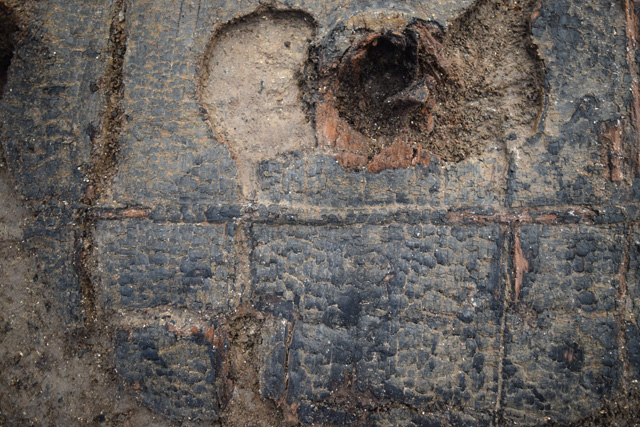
[336,32,420,136]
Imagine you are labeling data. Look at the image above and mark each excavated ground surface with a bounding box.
[2,0,640,426]
[308,0,543,167]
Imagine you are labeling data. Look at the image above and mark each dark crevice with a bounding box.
[73,210,97,325]
[493,225,512,425]
[281,315,296,407]
[0,3,16,99]
[0,50,11,98]
[75,0,127,327]
[333,20,446,141]
[336,31,418,129]
[85,0,127,203]
[505,150,518,208]
[0,3,17,167]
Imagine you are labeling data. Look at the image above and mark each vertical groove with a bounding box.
[74,210,96,325]
[76,0,128,326]
[220,219,284,423]
[625,0,640,174]
[281,314,297,417]
[623,0,640,399]
[493,225,513,425]
[235,219,252,305]
[85,0,127,203]
[505,151,517,209]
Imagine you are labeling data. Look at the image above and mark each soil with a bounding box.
[219,309,284,427]
[217,224,285,426]
[199,10,316,199]
[0,4,168,423]
[307,0,544,171]
[435,0,544,160]
[86,0,126,204]
[0,149,172,425]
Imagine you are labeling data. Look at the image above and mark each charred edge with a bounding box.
[73,209,97,325]
[86,0,127,203]
[494,225,511,424]
[624,0,640,176]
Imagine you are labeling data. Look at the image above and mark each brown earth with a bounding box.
[0,146,174,426]
[199,9,316,199]
[309,0,544,172]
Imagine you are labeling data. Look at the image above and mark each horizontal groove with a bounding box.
[85,203,640,227]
